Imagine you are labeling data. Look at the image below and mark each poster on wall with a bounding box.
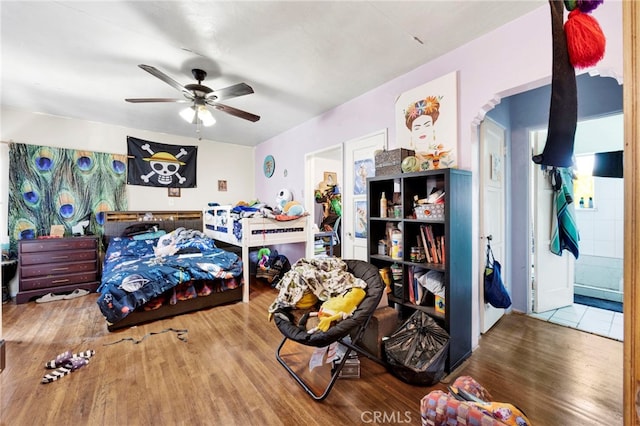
[7,143,128,249]
[395,71,458,170]
[354,199,367,238]
[353,158,375,195]
[127,136,198,188]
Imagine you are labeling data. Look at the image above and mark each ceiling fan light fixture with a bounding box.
[197,105,216,127]
[179,104,216,127]
[179,106,197,123]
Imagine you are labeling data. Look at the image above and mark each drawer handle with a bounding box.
[51,267,70,272]
[51,279,70,284]
[51,256,70,260]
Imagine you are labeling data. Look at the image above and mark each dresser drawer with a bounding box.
[20,249,97,266]
[17,236,100,304]
[19,271,99,291]
[20,260,97,279]
[19,238,96,253]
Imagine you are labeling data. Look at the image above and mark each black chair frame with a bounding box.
[274,259,385,401]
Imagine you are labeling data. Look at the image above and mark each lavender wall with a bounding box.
[254,2,623,346]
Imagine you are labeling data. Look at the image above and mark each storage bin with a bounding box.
[375,149,415,176]
[415,203,445,220]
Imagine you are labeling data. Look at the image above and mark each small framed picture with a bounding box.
[324,171,338,186]
[168,187,181,197]
[218,180,228,192]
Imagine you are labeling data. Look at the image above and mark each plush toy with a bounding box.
[257,247,271,270]
[283,200,305,216]
[307,287,366,333]
[275,188,293,213]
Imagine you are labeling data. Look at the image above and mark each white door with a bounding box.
[342,129,387,261]
[479,118,507,333]
[531,130,575,312]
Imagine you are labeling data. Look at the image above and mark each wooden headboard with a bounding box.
[102,210,203,244]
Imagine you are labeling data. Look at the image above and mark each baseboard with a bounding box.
[0,339,5,374]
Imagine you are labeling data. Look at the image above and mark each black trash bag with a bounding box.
[383,311,449,386]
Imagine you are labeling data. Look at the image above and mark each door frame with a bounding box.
[304,144,343,258]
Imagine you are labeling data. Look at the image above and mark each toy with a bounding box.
[275,188,293,213]
[283,200,305,216]
[307,287,366,333]
[257,247,271,271]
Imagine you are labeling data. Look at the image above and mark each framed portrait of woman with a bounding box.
[395,71,458,170]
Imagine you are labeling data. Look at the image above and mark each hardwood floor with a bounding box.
[1,282,623,425]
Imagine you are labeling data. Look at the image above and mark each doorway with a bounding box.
[479,73,623,334]
[304,144,342,259]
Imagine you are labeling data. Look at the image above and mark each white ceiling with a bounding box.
[1,1,544,146]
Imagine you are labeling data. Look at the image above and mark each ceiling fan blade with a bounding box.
[207,101,261,122]
[125,98,190,103]
[205,83,254,101]
[138,64,190,95]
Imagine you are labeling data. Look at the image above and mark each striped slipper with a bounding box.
[45,349,95,369]
[41,356,88,384]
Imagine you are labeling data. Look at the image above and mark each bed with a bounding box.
[203,205,309,302]
[97,210,244,331]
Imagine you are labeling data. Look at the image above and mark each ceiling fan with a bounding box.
[125,64,260,127]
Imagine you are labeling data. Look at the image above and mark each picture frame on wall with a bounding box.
[353,158,374,195]
[324,171,338,186]
[354,199,367,238]
[168,187,181,197]
[395,71,458,170]
[218,180,228,192]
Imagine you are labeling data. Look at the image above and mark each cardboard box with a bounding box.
[375,149,415,176]
[360,306,400,358]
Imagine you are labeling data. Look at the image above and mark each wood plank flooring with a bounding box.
[0,282,623,425]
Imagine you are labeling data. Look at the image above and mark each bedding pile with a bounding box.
[97,228,243,325]
[267,257,367,315]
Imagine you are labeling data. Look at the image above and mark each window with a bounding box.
[574,154,595,208]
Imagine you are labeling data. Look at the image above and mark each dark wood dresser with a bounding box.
[16,236,100,304]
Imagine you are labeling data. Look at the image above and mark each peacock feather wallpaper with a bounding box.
[8,143,128,253]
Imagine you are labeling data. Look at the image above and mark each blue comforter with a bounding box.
[97,235,243,324]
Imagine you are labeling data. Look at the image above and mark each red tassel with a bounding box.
[564,9,606,69]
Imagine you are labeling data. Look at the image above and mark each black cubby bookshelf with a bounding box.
[367,168,472,372]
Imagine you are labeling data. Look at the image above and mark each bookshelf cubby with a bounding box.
[367,168,472,372]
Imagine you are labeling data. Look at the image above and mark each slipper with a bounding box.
[62,288,90,300]
[45,350,72,369]
[41,357,89,384]
[46,349,95,369]
[35,293,66,303]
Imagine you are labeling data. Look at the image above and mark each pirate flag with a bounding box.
[127,136,198,188]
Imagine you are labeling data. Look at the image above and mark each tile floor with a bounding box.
[529,303,623,341]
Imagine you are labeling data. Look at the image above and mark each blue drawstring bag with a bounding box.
[484,244,511,309]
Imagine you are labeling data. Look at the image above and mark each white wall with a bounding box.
[575,177,624,259]
[0,107,256,298]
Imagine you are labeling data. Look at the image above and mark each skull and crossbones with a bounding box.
[140,144,188,185]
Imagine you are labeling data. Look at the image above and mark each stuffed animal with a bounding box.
[257,247,271,270]
[307,287,366,333]
[283,200,305,216]
[275,188,293,213]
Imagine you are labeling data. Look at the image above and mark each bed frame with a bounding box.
[102,210,243,331]
[203,205,309,302]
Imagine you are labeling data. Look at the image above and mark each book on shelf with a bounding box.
[408,266,415,304]
[419,225,445,265]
